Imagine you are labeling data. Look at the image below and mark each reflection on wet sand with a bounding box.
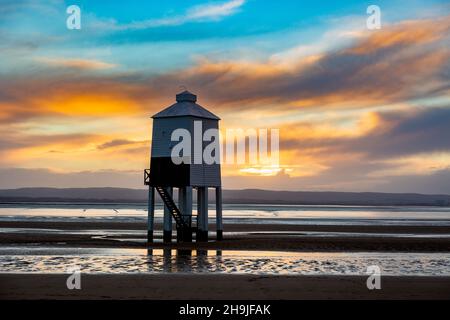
[154,249,223,273]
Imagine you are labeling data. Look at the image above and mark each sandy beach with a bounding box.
[1,274,449,300]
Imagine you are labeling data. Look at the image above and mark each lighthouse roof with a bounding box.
[152,91,220,120]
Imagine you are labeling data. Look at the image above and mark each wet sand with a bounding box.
[1,274,449,300]
[3,220,450,233]
[1,220,449,252]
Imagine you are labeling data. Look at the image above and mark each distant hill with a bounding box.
[0,187,449,206]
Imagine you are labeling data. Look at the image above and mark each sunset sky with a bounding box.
[0,0,449,193]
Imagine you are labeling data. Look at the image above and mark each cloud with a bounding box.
[97,139,145,150]
[35,57,117,70]
[106,0,246,30]
[281,106,450,160]
[371,169,450,194]
[0,75,148,123]
[188,0,245,20]
[275,106,450,191]
[165,16,450,109]
[0,131,105,169]
[0,168,142,189]
[0,132,100,151]
[0,0,60,18]
[348,107,450,159]
[0,130,149,173]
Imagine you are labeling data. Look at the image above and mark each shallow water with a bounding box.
[1,204,450,226]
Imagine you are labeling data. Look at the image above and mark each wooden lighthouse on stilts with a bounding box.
[145,90,223,243]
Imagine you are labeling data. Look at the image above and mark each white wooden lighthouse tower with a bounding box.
[144,90,223,243]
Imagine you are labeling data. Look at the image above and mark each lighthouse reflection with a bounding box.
[147,248,223,272]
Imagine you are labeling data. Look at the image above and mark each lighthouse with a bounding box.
[144,90,223,243]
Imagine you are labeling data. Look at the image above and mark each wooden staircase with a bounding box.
[155,186,196,242]
[145,170,196,241]
[155,186,189,229]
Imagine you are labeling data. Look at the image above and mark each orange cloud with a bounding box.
[35,57,117,70]
[34,93,141,116]
[346,17,450,55]
[147,16,450,113]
